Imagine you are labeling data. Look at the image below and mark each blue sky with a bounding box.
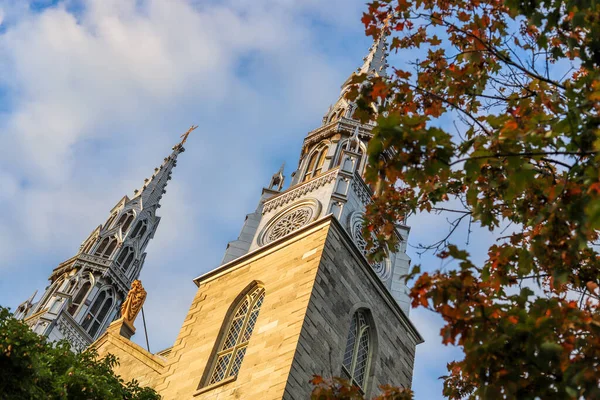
[0,1,504,398]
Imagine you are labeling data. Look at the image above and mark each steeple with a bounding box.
[321,20,390,129]
[220,19,411,314]
[15,129,193,351]
[357,18,390,77]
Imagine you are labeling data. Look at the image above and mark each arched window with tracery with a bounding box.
[94,236,118,259]
[341,310,372,391]
[104,213,117,230]
[205,286,266,386]
[116,246,135,273]
[37,275,66,311]
[302,146,328,182]
[130,220,147,239]
[81,236,96,254]
[81,289,114,338]
[68,280,92,316]
[117,211,135,235]
[335,140,365,174]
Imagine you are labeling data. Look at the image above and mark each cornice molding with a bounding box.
[262,168,339,214]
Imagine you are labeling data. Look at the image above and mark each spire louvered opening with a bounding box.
[302,145,328,182]
[68,281,91,316]
[94,236,118,259]
[130,220,147,239]
[116,247,135,273]
[81,289,114,338]
[117,211,135,234]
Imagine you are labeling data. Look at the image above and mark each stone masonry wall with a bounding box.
[283,221,420,399]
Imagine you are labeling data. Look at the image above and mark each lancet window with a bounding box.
[81,235,97,254]
[205,286,266,386]
[104,213,118,230]
[130,220,147,239]
[81,288,114,338]
[37,275,66,311]
[68,280,92,316]
[94,236,118,259]
[341,310,372,391]
[302,145,328,182]
[116,246,135,273]
[117,211,135,234]
[335,139,365,174]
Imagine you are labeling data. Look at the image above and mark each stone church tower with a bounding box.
[14,139,188,352]
[93,26,423,400]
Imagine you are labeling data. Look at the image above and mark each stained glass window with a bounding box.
[206,287,265,386]
[341,310,371,391]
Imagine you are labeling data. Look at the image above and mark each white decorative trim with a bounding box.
[56,311,92,352]
[263,169,337,214]
[350,176,373,206]
[303,118,374,151]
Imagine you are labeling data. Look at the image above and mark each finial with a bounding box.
[179,124,198,146]
[269,162,286,191]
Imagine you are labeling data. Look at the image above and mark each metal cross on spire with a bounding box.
[180,125,198,145]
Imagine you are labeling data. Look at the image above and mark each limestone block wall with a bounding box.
[94,329,165,389]
[283,221,422,399]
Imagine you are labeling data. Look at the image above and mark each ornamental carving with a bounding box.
[260,200,321,246]
[266,207,312,243]
[350,176,373,206]
[56,313,90,352]
[263,169,337,214]
[349,214,391,281]
[120,280,147,324]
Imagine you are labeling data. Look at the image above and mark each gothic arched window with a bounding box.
[205,286,266,386]
[117,211,135,234]
[68,281,91,316]
[303,146,328,182]
[104,213,117,230]
[38,275,66,311]
[335,140,365,174]
[117,246,135,273]
[94,236,118,259]
[130,220,147,239]
[81,235,97,254]
[81,289,114,338]
[341,310,372,391]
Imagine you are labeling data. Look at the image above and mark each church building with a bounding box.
[18,23,422,399]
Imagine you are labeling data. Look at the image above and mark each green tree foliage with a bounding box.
[314,0,599,397]
[0,307,160,400]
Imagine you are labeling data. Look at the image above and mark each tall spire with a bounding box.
[133,125,197,209]
[357,16,390,77]
[17,127,194,351]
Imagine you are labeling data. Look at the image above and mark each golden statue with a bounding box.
[121,280,147,323]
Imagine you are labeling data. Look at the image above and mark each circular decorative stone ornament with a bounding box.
[260,200,321,246]
[266,207,312,242]
[349,212,392,281]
